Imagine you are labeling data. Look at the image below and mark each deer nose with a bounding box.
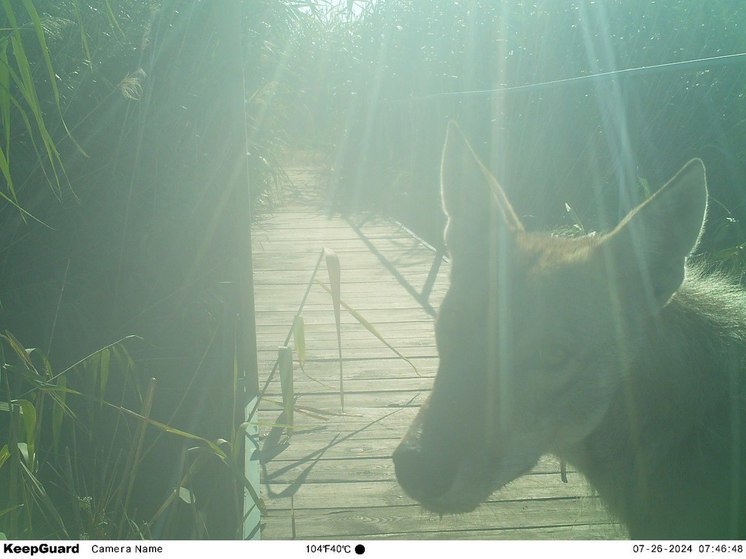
[393,437,455,503]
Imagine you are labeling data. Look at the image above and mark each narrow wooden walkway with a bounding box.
[252,165,626,540]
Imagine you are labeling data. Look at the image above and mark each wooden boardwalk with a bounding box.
[252,166,626,540]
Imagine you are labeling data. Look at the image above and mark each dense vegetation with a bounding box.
[328,1,746,259]
[1,0,745,540]
[0,0,304,539]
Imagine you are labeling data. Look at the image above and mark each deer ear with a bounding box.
[440,121,524,252]
[600,159,707,308]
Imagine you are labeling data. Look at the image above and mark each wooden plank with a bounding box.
[261,520,626,540]
[253,268,444,285]
[258,349,438,362]
[263,475,596,510]
[258,324,436,348]
[252,285,448,302]
[259,430,569,478]
[260,379,434,398]
[256,360,434,381]
[253,237,435,256]
[258,405,423,441]
[363,524,628,540]
[257,322,437,337]
[258,356,438,378]
[261,458,573,486]
[256,347,433,362]
[259,392,427,411]
[265,460,576,486]
[253,307,439,320]
[261,428,569,474]
[257,344,436,358]
[260,499,622,539]
[256,225,427,242]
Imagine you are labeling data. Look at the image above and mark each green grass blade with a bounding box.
[103,0,124,37]
[0,144,15,201]
[9,34,62,196]
[0,444,9,470]
[3,0,83,203]
[53,335,140,381]
[1,330,35,371]
[0,503,23,518]
[98,348,110,404]
[323,248,344,408]
[51,376,66,451]
[0,37,11,155]
[317,281,419,375]
[20,0,87,160]
[17,457,69,537]
[278,346,294,429]
[13,399,36,466]
[71,0,91,67]
[292,315,306,366]
[20,0,60,106]
[105,402,228,459]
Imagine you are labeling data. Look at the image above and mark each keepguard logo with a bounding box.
[3,544,80,556]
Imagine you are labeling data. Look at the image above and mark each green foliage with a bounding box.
[317,0,746,272]
[0,330,261,539]
[0,0,309,539]
[0,0,69,210]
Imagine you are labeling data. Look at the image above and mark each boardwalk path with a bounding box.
[252,166,625,539]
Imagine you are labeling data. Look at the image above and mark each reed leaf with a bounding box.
[105,402,228,460]
[323,248,344,408]
[14,399,36,466]
[316,280,419,375]
[71,0,92,67]
[293,315,306,366]
[0,36,10,162]
[0,444,9,470]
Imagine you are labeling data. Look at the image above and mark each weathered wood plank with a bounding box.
[363,524,627,540]
[261,460,575,488]
[262,457,577,486]
[262,476,595,510]
[261,430,569,475]
[253,307,439,321]
[256,323,436,344]
[260,379,434,399]
[260,499,623,539]
[260,392,427,411]
[257,322,437,337]
[259,356,437,377]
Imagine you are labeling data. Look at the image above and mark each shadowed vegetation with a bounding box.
[0,0,310,539]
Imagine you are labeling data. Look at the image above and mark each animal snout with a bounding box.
[393,436,454,504]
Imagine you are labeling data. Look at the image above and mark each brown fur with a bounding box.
[393,122,746,539]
